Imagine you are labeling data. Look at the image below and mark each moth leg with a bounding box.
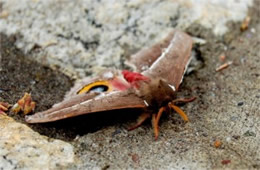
[128,112,150,131]
[171,97,196,104]
[168,103,189,122]
[155,107,166,125]
[151,113,159,140]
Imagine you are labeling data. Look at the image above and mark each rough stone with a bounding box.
[0,0,253,78]
[0,115,74,170]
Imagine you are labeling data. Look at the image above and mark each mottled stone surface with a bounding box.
[0,0,252,78]
[0,115,74,170]
[0,0,259,169]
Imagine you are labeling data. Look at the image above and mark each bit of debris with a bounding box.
[221,160,231,165]
[250,28,256,33]
[0,10,9,19]
[216,61,233,72]
[101,165,110,170]
[11,93,36,115]
[219,54,226,62]
[232,135,240,140]
[131,153,140,164]
[192,37,207,45]
[42,40,58,49]
[243,130,256,137]
[237,101,244,106]
[0,102,10,115]
[240,16,251,31]
[214,140,222,148]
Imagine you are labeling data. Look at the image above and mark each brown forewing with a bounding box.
[25,90,145,123]
[125,31,175,72]
[142,31,192,90]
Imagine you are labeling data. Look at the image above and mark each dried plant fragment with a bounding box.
[214,140,222,148]
[240,16,251,31]
[12,93,36,115]
[216,61,233,72]
[219,54,226,62]
[221,160,231,165]
[0,10,9,19]
[0,102,10,115]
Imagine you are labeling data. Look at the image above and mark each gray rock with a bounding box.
[0,115,74,170]
[0,0,253,78]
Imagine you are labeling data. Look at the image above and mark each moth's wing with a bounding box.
[25,91,145,123]
[63,77,94,99]
[125,31,175,72]
[142,31,192,90]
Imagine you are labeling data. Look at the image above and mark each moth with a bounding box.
[25,30,195,140]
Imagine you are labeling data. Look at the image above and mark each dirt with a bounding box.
[0,34,74,140]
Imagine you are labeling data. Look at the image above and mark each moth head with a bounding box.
[137,78,177,109]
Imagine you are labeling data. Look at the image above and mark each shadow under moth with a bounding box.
[25,30,195,140]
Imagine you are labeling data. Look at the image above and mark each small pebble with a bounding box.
[214,140,222,148]
[243,130,256,137]
[237,101,244,106]
[232,135,240,140]
[222,160,231,165]
[226,137,231,142]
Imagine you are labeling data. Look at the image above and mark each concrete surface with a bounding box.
[0,0,259,169]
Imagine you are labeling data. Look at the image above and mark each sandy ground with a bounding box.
[0,0,259,169]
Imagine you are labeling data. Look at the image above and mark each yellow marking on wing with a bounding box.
[77,81,112,94]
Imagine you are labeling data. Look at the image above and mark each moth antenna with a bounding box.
[168,103,189,122]
[171,97,196,104]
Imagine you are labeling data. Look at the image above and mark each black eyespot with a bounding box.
[88,85,109,93]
